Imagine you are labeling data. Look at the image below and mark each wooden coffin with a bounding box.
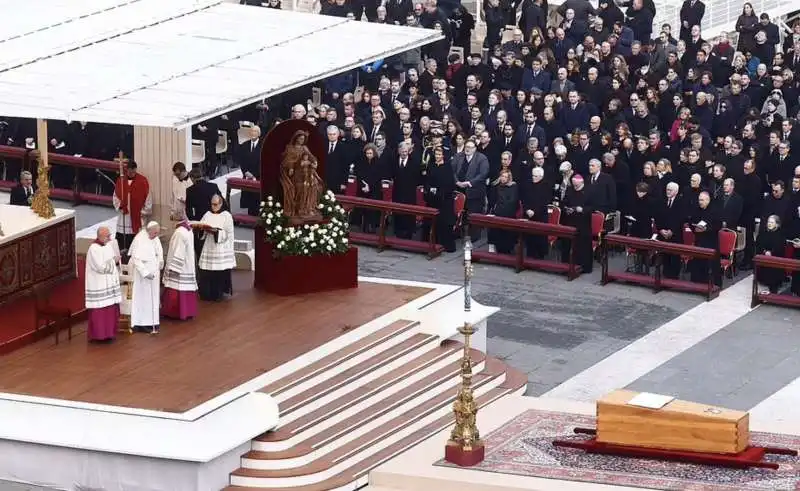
[596,390,749,454]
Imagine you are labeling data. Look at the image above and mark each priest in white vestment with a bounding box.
[128,221,164,333]
[85,226,122,342]
[197,195,235,301]
[162,218,198,320]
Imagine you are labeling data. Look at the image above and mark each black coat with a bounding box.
[9,184,35,207]
[655,195,687,242]
[585,173,617,213]
[629,193,657,238]
[491,183,519,217]
[718,192,744,229]
[185,180,222,221]
[392,154,421,204]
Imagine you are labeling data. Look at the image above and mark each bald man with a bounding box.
[85,226,122,342]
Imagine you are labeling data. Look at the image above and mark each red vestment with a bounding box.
[114,174,150,234]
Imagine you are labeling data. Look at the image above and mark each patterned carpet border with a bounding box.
[435,409,800,491]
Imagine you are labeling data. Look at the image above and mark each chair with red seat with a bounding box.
[381,180,393,202]
[718,228,738,277]
[453,191,466,232]
[344,176,357,197]
[591,211,605,251]
[547,205,561,252]
[681,224,695,271]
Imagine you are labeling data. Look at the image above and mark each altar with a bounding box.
[0,204,77,305]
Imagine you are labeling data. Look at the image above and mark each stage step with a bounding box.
[227,343,527,489]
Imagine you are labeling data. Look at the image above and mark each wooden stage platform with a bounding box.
[0,272,430,413]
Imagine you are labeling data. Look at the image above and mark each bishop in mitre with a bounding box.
[84,226,122,343]
[162,217,198,320]
[128,221,164,334]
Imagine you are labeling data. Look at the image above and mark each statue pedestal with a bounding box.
[444,441,485,467]
[254,228,358,296]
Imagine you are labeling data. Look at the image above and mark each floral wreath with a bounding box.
[258,190,350,257]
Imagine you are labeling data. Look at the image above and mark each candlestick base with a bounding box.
[445,441,485,467]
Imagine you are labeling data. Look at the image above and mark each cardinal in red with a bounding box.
[113,160,152,253]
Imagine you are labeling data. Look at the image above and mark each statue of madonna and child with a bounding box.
[279,130,325,224]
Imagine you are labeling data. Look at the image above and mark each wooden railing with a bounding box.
[0,145,117,206]
[601,234,721,300]
[468,214,581,279]
[335,195,444,258]
[751,254,800,309]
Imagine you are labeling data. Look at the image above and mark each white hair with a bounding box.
[532,167,545,178]
[146,221,160,231]
[666,182,679,192]
[327,125,339,135]
[20,171,32,180]
[559,161,572,172]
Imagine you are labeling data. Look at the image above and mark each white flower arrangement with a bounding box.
[258,192,350,257]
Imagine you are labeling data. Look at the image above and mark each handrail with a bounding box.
[751,253,800,309]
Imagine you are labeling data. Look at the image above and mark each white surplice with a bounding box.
[163,225,197,291]
[85,242,122,309]
[170,175,193,221]
[198,210,236,271]
[128,230,164,326]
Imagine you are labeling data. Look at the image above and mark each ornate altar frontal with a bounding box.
[0,205,76,306]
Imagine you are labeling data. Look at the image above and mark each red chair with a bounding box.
[681,225,695,270]
[515,202,523,219]
[547,205,561,250]
[453,191,466,231]
[718,228,738,277]
[381,180,393,202]
[591,211,605,251]
[344,176,357,197]
[415,186,426,225]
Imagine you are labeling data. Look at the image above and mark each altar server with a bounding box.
[113,160,152,254]
[162,218,198,320]
[128,221,163,333]
[84,226,122,343]
[197,195,235,301]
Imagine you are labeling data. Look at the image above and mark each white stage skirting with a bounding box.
[0,279,494,490]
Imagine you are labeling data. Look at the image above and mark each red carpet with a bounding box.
[0,256,86,355]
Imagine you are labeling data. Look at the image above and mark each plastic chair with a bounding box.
[681,224,695,271]
[606,211,621,234]
[216,130,229,175]
[191,139,205,165]
[591,211,605,251]
[734,226,746,252]
[237,122,254,145]
[718,228,738,277]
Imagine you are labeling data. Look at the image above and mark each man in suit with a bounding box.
[453,140,489,240]
[324,125,348,193]
[655,182,686,279]
[586,159,617,213]
[516,111,546,149]
[236,125,262,216]
[718,178,743,229]
[9,170,35,207]
[678,0,705,42]
[185,168,222,259]
[392,142,420,239]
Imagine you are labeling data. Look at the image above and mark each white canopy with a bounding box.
[0,0,441,129]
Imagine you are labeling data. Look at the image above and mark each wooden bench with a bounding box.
[751,254,800,309]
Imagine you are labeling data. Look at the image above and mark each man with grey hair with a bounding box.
[325,124,347,191]
[9,170,34,206]
[656,182,685,279]
[392,141,419,239]
[719,177,743,229]
[586,158,616,213]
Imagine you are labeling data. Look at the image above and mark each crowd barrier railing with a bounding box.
[0,145,117,206]
[334,195,445,258]
[468,213,581,279]
[601,234,721,300]
[751,254,800,309]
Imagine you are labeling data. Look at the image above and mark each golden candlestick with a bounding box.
[446,322,484,459]
[30,149,55,219]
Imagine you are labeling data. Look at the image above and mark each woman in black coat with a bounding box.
[488,170,520,254]
[628,182,657,273]
[423,146,457,252]
[356,143,388,232]
[521,167,551,258]
[756,214,786,293]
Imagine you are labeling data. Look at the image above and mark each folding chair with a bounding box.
[718,228,738,278]
[453,191,466,232]
[191,140,205,166]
